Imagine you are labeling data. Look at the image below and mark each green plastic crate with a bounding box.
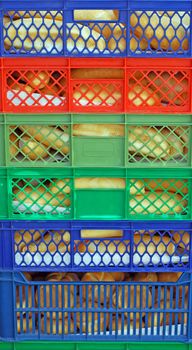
[0,344,192,350]
[0,167,190,220]
[2,114,192,168]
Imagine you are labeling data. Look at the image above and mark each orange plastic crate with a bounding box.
[1,57,191,114]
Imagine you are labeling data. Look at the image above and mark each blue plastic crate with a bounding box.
[0,271,191,341]
[0,220,191,272]
[1,0,191,57]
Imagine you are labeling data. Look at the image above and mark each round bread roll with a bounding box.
[21,230,70,254]
[48,179,71,196]
[130,192,186,215]
[73,83,121,106]
[80,229,123,239]
[73,124,125,137]
[130,35,148,52]
[133,273,158,283]
[134,233,176,257]
[128,126,171,160]
[90,22,126,52]
[78,239,130,256]
[173,230,189,250]
[62,273,80,282]
[10,133,19,159]
[16,285,33,309]
[110,272,125,282]
[24,71,50,89]
[81,272,115,303]
[128,84,158,107]
[147,300,170,328]
[158,272,182,283]
[164,297,188,326]
[145,179,188,195]
[17,314,33,334]
[20,125,69,155]
[15,229,42,251]
[45,272,66,282]
[113,285,152,315]
[75,178,145,196]
[41,316,74,335]
[13,185,70,208]
[19,136,48,160]
[112,316,145,332]
[130,12,189,51]
[71,68,124,80]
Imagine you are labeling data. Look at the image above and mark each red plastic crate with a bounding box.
[1,57,191,114]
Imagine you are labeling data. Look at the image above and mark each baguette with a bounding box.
[13,185,70,208]
[19,125,69,154]
[130,12,189,51]
[19,136,49,160]
[71,68,124,80]
[130,192,187,215]
[128,126,171,159]
[73,124,125,137]
[145,179,188,195]
[74,177,145,195]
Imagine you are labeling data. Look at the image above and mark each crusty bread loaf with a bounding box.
[133,272,158,283]
[173,230,189,250]
[128,84,158,106]
[73,124,124,137]
[130,192,187,215]
[19,125,69,155]
[19,136,48,160]
[130,12,189,51]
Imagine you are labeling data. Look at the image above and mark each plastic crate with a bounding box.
[0,271,191,341]
[0,220,191,272]
[0,168,190,220]
[2,114,191,168]
[0,344,191,350]
[1,0,191,58]
[1,57,191,114]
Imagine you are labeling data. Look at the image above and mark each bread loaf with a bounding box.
[19,136,49,160]
[130,192,187,215]
[19,125,69,155]
[73,124,124,137]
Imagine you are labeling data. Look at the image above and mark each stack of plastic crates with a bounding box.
[0,1,192,349]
